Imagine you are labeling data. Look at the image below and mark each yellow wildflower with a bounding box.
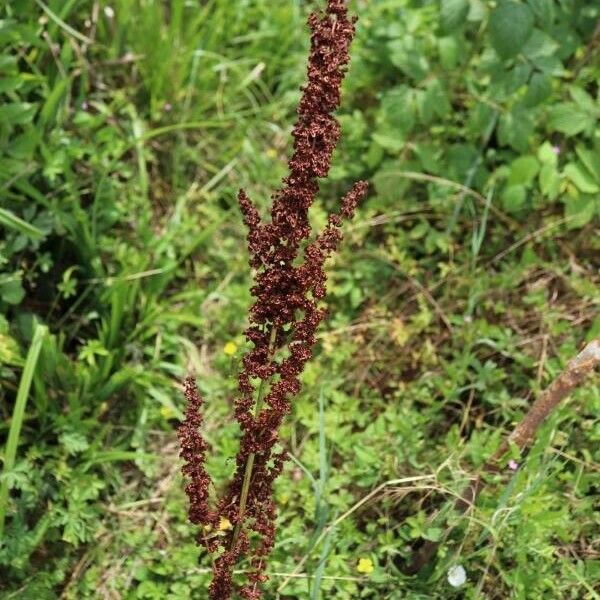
[223,341,237,356]
[219,517,233,531]
[356,557,374,574]
[160,405,173,419]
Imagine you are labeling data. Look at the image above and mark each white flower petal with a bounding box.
[447,564,467,588]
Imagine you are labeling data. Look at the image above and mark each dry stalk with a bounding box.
[406,337,600,574]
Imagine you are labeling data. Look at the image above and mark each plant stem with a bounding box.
[0,323,46,540]
[405,336,600,575]
[231,326,278,550]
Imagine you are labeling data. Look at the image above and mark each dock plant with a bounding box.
[177,1,367,597]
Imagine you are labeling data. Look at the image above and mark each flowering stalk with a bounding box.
[178,1,367,598]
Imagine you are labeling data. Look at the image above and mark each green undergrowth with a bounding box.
[1,0,599,598]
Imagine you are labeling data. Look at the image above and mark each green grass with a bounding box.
[1,0,599,598]
[0,323,46,540]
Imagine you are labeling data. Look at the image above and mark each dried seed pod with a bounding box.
[178,2,367,597]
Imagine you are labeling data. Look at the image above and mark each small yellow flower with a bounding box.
[218,517,233,531]
[266,148,277,159]
[160,405,173,419]
[356,557,374,575]
[223,341,238,356]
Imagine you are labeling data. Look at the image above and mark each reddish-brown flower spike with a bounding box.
[178,378,217,544]
[179,1,367,598]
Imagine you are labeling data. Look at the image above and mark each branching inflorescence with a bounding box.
[178,1,367,597]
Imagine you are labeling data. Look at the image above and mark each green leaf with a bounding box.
[521,29,559,60]
[523,72,552,107]
[498,109,534,151]
[0,76,24,93]
[40,77,69,127]
[537,142,558,166]
[488,1,534,59]
[0,330,23,366]
[508,155,539,186]
[59,432,90,455]
[438,36,460,69]
[424,526,443,542]
[372,167,410,200]
[0,102,37,125]
[374,87,416,150]
[502,184,527,212]
[0,278,25,305]
[563,195,598,229]
[570,87,597,113]
[0,208,44,239]
[0,324,46,538]
[387,38,429,81]
[527,0,555,28]
[575,144,600,183]
[548,103,595,136]
[440,0,470,33]
[564,163,599,193]
[539,163,561,199]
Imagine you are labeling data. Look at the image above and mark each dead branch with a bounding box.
[405,337,600,575]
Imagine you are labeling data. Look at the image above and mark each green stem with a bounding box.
[230,327,277,551]
[0,323,46,541]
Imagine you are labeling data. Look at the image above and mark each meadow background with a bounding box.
[1,0,599,598]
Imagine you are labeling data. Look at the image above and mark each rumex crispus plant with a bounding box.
[178,1,367,598]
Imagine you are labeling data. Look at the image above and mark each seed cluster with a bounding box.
[178,2,366,598]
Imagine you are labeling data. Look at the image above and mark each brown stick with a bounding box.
[405,337,600,575]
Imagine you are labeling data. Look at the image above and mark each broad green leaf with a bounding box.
[564,163,599,193]
[570,87,597,113]
[539,163,561,199]
[502,184,527,212]
[372,132,405,152]
[0,279,25,305]
[387,38,429,81]
[523,72,552,107]
[563,195,598,229]
[372,167,411,201]
[498,109,534,151]
[527,0,555,28]
[440,0,470,33]
[375,87,416,147]
[548,103,595,136]
[537,142,558,166]
[0,331,22,366]
[488,1,534,59]
[438,36,460,69]
[424,526,444,542]
[418,81,450,123]
[575,144,600,183]
[8,129,40,160]
[0,102,37,125]
[0,76,24,93]
[521,29,558,60]
[508,155,539,186]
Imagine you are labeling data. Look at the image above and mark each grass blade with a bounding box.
[34,0,94,45]
[0,323,47,540]
[0,208,44,239]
